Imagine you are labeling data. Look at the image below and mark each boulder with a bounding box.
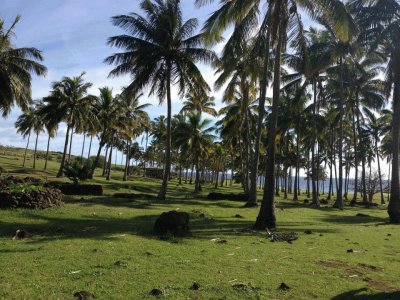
[154,211,189,235]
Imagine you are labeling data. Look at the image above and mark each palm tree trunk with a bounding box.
[81,134,86,160]
[351,100,358,204]
[90,133,105,178]
[389,78,400,223]
[123,142,130,181]
[106,146,113,181]
[23,132,31,167]
[255,22,284,230]
[334,57,344,209]
[33,131,39,169]
[87,136,93,159]
[248,30,271,205]
[44,134,51,171]
[311,81,319,207]
[194,155,201,193]
[57,125,70,177]
[102,146,109,177]
[158,62,172,201]
[68,128,74,160]
[376,140,384,204]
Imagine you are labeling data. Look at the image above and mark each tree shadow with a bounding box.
[319,214,388,225]
[331,288,400,300]
[0,209,339,246]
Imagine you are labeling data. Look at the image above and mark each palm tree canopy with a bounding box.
[105,0,217,101]
[0,16,47,117]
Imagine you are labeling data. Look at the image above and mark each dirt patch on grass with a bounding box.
[363,278,398,292]
[318,260,384,275]
[318,260,396,292]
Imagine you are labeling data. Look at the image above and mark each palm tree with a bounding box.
[41,73,97,177]
[0,16,47,117]
[198,0,357,229]
[105,0,216,200]
[174,112,215,192]
[15,106,35,167]
[357,0,400,223]
[31,102,45,169]
[180,92,217,116]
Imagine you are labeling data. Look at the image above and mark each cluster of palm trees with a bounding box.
[15,73,151,182]
[2,0,400,228]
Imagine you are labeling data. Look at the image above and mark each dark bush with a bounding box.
[44,182,103,196]
[154,211,190,235]
[89,155,106,168]
[113,193,152,199]
[63,160,92,184]
[207,192,248,202]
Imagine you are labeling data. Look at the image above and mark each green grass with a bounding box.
[0,148,399,299]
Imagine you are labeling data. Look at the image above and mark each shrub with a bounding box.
[63,160,92,184]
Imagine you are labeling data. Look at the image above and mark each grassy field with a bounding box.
[0,147,399,299]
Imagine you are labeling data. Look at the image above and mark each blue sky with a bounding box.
[0,0,223,156]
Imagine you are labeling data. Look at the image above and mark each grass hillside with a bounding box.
[0,148,399,299]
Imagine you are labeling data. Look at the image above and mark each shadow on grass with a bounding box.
[0,208,339,246]
[319,214,388,225]
[331,288,400,300]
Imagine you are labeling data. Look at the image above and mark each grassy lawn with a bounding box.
[0,148,399,299]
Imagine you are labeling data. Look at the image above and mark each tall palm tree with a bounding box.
[174,112,215,192]
[41,73,96,177]
[15,106,35,167]
[180,92,217,116]
[105,0,216,200]
[0,16,47,117]
[199,0,357,228]
[357,0,400,223]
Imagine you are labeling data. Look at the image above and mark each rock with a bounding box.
[347,249,354,253]
[234,214,244,219]
[114,260,127,267]
[191,282,200,290]
[304,230,313,235]
[150,288,164,297]
[73,291,93,300]
[232,283,251,290]
[278,282,290,291]
[12,229,33,240]
[154,211,189,235]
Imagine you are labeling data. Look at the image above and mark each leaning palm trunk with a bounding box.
[389,77,400,223]
[23,132,31,167]
[87,136,93,159]
[106,146,113,181]
[81,134,86,160]
[68,128,74,160]
[33,131,39,169]
[57,125,70,177]
[254,24,284,230]
[44,134,51,170]
[90,133,105,178]
[249,30,271,206]
[123,142,130,181]
[376,140,385,204]
[334,57,344,209]
[158,64,172,201]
